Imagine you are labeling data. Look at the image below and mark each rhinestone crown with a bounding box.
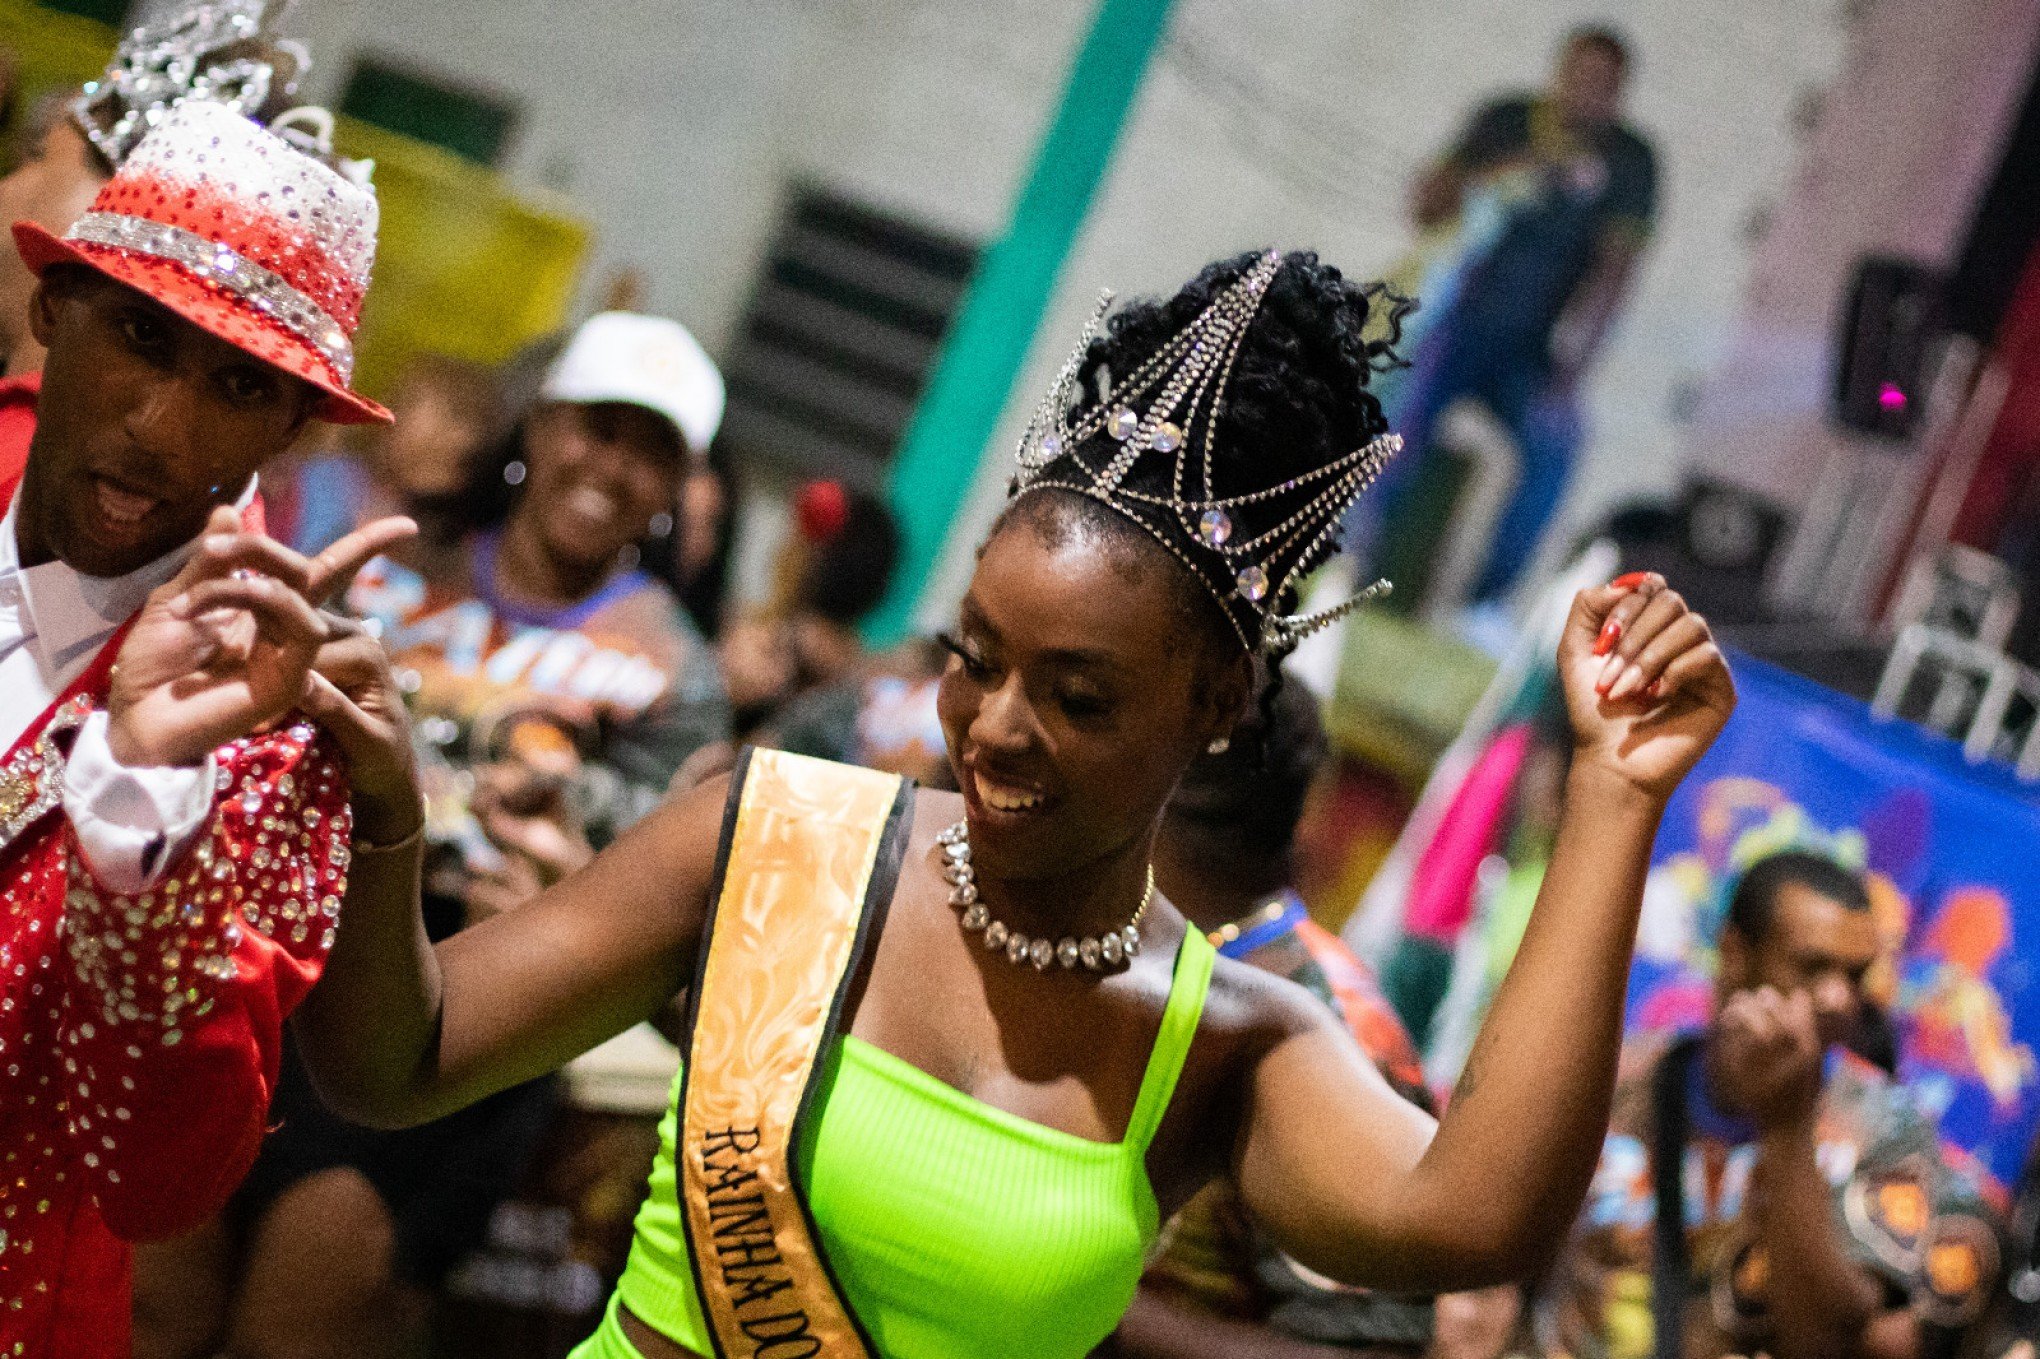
[1012,250,1397,655]
[74,0,308,171]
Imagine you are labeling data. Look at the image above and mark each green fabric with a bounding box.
[579,929,1216,1358]
[1380,935,1456,1052]
[865,0,1178,644]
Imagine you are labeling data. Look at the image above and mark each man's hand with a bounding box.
[1710,986,1823,1131]
[300,613,422,846]
[106,508,415,768]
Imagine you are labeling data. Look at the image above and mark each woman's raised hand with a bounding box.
[1557,572,1736,801]
[106,508,416,769]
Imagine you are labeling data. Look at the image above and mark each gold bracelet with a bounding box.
[351,806,426,856]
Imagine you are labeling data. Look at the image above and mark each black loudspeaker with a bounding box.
[1833,256,1946,441]
[1680,480,1790,576]
[1589,481,1790,628]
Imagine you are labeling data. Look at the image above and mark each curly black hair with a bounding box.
[999,249,1408,718]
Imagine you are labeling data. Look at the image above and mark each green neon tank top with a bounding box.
[589,928,1216,1358]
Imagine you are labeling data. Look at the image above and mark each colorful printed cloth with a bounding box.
[1548,1032,2001,1359]
[1143,895,1435,1347]
[349,532,728,850]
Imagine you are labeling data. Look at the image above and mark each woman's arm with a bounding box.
[1234,577,1734,1293]
[288,622,727,1128]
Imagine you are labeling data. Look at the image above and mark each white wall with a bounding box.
[1680,0,2040,506]
[262,0,1855,616]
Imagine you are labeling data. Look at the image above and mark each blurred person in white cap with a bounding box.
[137,319,734,1359]
[346,306,731,845]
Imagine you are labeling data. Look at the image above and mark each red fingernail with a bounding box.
[1594,619,1622,657]
[1645,679,1664,700]
[1611,572,1649,590]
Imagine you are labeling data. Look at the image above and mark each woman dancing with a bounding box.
[128,249,1734,1358]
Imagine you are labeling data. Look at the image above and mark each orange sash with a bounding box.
[678,747,909,1359]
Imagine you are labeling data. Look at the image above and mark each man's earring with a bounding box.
[1206,736,1230,755]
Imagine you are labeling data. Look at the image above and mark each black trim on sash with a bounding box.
[673,745,758,1359]
[784,775,912,1358]
[1650,1033,1703,1359]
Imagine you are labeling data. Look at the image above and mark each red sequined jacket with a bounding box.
[0,442,345,1355]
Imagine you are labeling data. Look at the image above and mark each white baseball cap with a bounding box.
[540,311,726,455]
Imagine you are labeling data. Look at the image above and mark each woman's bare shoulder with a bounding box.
[1204,947,1343,1050]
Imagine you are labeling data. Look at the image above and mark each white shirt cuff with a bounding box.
[61,710,216,894]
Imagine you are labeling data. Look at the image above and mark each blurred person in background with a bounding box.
[1383,25,1657,604]
[132,312,731,1359]
[719,476,901,736]
[753,635,956,790]
[667,438,735,636]
[1119,682,1519,1359]
[684,476,937,788]
[1545,850,2001,1359]
[351,309,732,856]
[265,351,504,561]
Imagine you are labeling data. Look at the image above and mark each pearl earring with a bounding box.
[1206,736,1230,755]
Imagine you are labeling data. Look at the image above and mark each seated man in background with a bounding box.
[1548,851,2001,1359]
[1116,684,1518,1359]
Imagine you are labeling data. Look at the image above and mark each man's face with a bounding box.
[1552,42,1626,130]
[0,119,109,367]
[1721,883,1881,1049]
[22,267,316,576]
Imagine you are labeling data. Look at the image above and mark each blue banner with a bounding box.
[1630,653,2040,1195]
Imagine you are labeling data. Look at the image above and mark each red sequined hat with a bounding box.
[13,100,390,424]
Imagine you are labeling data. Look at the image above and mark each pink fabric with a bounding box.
[1402,723,1532,943]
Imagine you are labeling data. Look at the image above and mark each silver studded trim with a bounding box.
[66,210,355,381]
[0,697,92,860]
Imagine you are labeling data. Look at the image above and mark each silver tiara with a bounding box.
[1012,250,1399,656]
[73,0,307,170]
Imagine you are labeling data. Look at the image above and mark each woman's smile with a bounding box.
[961,760,1057,819]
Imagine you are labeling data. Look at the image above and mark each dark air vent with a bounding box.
[718,187,978,491]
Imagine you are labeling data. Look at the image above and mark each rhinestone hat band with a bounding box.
[67,210,354,381]
[1012,250,1397,655]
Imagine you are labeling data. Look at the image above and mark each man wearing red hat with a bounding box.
[0,94,408,1357]
[0,0,313,478]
